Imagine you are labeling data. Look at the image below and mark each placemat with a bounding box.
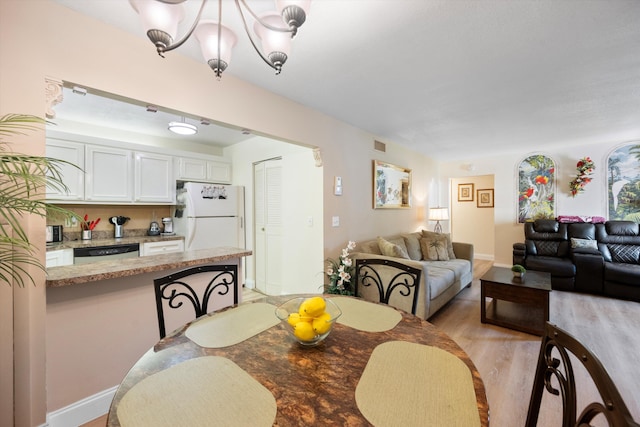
[185,303,280,348]
[356,341,481,427]
[117,356,276,427]
[332,297,402,332]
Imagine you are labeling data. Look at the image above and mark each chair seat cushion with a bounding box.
[526,256,575,277]
[604,262,640,285]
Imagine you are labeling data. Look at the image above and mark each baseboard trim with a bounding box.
[475,253,495,261]
[47,385,117,427]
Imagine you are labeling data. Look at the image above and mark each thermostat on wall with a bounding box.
[334,176,343,196]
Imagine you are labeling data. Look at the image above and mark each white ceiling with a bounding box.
[51,0,640,161]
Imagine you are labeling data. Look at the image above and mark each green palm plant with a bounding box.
[0,114,79,287]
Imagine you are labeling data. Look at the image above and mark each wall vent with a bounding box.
[374,140,386,152]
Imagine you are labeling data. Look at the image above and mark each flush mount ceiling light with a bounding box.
[168,117,198,135]
[129,0,312,79]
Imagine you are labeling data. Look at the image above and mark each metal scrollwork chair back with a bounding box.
[154,264,238,339]
[355,258,421,315]
[526,322,639,427]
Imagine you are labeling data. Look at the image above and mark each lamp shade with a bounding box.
[429,207,449,221]
[129,0,184,41]
[194,21,237,65]
[254,13,292,57]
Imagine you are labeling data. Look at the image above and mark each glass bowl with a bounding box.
[275,297,342,346]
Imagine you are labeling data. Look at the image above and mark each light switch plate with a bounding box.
[332,216,340,227]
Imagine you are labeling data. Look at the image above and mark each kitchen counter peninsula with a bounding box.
[46,247,252,287]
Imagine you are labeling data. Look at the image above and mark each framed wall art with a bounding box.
[458,183,474,202]
[607,143,640,221]
[373,160,411,209]
[517,154,556,223]
[477,189,494,208]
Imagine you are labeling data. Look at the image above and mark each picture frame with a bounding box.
[458,183,474,202]
[373,160,411,209]
[477,189,494,208]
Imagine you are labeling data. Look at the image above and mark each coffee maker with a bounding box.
[162,217,174,235]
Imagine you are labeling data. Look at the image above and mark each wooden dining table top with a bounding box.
[107,294,489,426]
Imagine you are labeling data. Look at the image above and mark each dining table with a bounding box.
[107,294,489,426]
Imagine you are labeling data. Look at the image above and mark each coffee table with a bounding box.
[480,266,551,336]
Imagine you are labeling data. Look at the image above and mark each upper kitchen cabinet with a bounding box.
[135,152,175,203]
[177,157,232,184]
[46,138,85,201]
[85,145,132,202]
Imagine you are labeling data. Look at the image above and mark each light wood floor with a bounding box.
[82,261,640,426]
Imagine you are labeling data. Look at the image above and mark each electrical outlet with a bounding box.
[332,216,340,227]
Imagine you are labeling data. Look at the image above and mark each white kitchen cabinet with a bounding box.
[140,240,185,257]
[46,249,74,267]
[134,152,174,203]
[85,145,133,202]
[177,157,231,183]
[46,139,85,201]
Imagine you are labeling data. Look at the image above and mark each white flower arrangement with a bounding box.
[325,241,356,295]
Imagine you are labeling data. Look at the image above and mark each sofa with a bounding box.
[351,231,474,320]
[513,219,640,302]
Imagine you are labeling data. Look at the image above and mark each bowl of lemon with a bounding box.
[275,296,342,346]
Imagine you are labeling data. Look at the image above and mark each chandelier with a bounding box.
[129,0,312,79]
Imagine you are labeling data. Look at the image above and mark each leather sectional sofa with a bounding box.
[513,219,640,302]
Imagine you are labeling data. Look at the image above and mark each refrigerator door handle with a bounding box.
[185,217,197,250]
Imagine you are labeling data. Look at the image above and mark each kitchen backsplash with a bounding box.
[47,204,173,239]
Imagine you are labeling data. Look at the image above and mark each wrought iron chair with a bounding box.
[526,322,639,427]
[355,258,421,315]
[154,264,238,339]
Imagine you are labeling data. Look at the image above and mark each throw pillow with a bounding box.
[401,232,423,260]
[419,237,449,261]
[377,237,410,259]
[570,238,598,250]
[421,230,456,259]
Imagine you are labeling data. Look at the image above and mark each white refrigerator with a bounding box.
[174,182,245,251]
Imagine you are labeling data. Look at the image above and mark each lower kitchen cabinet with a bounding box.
[46,249,74,268]
[140,240,185,257]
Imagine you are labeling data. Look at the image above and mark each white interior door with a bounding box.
[254,159,283,295]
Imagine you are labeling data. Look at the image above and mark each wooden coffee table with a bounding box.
[480,266,551,336]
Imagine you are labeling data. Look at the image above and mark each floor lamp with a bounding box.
[429,207,449,234]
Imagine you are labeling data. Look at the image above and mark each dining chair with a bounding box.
[354,258,421,315]
[153,264,238,339]
[526,322,639,427]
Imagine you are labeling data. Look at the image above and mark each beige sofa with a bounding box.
[351,231,474,320]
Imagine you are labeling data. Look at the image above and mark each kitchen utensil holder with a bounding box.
[82,230,92,240]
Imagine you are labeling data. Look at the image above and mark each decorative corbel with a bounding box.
[45,77,63,119]
[312,147,322,167]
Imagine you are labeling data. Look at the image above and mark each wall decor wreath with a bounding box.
[569,157,595,197]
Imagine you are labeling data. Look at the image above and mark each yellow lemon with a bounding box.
[300,296,326,317]
[293,321,316,341]
[312,312,332,335]
[287,312,302,327]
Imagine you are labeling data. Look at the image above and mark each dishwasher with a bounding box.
[73,243,140,264]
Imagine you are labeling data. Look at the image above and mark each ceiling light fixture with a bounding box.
[129,0,312,79]
[168,117,198,135]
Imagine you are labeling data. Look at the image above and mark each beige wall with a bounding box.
[450,175,495,259]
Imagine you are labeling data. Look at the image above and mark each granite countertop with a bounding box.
[46,234,184,251]
[46,247,252,287]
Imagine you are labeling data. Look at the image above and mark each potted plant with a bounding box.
[0,114,79,287]
[511,264,526,279]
